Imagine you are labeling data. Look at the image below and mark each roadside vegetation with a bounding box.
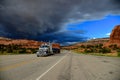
[0,44,38,55]
[71,44,120,57]
[117,49,120,57]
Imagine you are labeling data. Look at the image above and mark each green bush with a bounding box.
[99,47,111,53]
[19,48,27,53]
[84,48,94,53]
[109,44,118,50]
[117,49,120,57]
[86,45,94,48]
[27,48,38,53]
[98,44,103,49]
[117,52,120,57]
[0,44,38,54]
[31,48,38,53]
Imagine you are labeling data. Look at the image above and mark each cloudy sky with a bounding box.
[0,0,120,45]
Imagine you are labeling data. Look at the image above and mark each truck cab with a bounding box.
[36,43,53,57]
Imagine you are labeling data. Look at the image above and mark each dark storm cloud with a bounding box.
[0,0,120,44]
[0,0,81,38]
[38,30,87,45]
[112,0,120,6]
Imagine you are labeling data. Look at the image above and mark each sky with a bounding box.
[0,0,120,45]
[66,15,120,39]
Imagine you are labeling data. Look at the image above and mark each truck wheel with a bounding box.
[37,55,39,57]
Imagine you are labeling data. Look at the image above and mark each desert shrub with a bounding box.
[19,48,27,53]
[12,44,21,50]
[117,49,120,57]
[99,47,111,53]
[98,44,103,48]
[84,49,89,53]
[0,44,5,53]
[86,45,94,48]
[95,44,103,49]
[93,48,98,53]
[7,48,13,53]
[27,48,38,53]
[31,48,38,53]
[6,45,13,53]
[98,49,103,53]
[84,48,94,53]
[80,45,86,48]
[109,44,118,50]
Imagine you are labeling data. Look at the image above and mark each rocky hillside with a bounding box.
[0,37,60,49]
[62,38,109,50]
[0,37,44,48]
[108,25,120,47]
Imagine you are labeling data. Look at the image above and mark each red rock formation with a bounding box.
[0,37,60,49]
[0,37,45,48]
[109,25,120,47]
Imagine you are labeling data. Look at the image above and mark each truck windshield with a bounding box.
[41,45,48,48]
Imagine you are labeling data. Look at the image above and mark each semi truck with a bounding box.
[36,42,60,57]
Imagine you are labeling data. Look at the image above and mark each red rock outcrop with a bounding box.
[108,25,120,47]
[0,37,60,49]
[0,37,45,48]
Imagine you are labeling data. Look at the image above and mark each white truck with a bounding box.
[36,43,60,57]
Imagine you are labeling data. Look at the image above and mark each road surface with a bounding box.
[0,50,120,80]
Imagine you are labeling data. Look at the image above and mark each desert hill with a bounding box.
[62,38,109,50]
[63,25,120,50]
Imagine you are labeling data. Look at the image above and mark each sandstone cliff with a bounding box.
[104,25,120,48]
[109,25,120,44]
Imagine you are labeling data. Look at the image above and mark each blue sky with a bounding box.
[66,15,120,39]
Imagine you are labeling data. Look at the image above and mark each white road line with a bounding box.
[36,53,68,80]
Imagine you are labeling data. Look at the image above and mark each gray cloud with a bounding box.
[0,0,120,44]
[66,0,120,23]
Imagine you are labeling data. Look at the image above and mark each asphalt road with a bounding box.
[0,50,120,80]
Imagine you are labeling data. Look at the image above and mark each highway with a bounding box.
[0,50,120,80]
